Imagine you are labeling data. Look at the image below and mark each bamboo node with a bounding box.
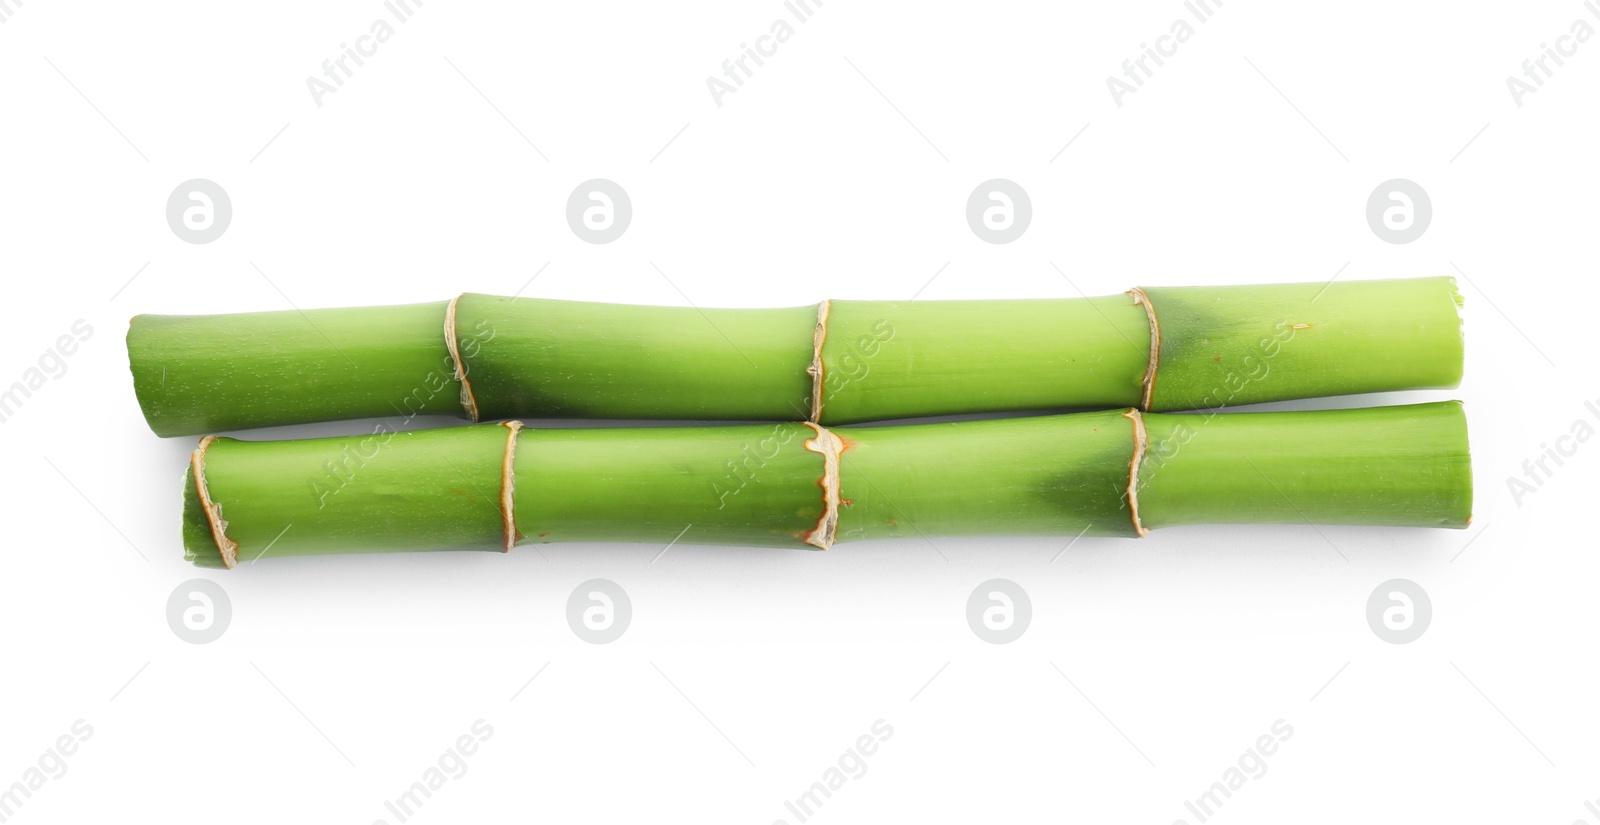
[444,294,482,422]
[1128,287,1161,411]
[499,420,523,552]
[801,421,843,549]
[190,435,240,568]
[806,300,831,423]
[1122,408,1151,538]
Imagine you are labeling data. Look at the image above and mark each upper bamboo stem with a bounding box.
[130,277,1464,436]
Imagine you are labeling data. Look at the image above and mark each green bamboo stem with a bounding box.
[181,401,1472,568]
[130,277,1464,436]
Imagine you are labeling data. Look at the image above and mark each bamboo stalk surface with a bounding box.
[181,402,1472,568]
[131,277,1464,435]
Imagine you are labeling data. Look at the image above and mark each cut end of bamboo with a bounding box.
[189,435,238,569]
[180,466,220,569]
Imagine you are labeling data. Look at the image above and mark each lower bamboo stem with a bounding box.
[182,402,1472,568]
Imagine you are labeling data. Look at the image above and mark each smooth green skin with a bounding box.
[514,423,823,546]
[833,411,1142,540]
[132,302,462,437]
[459,295,816,421]
[132,278,1464,435]
[1137,401,1472,528]
[1144,277,1464,412]
[183,403,1472,567]
[184,425,506,568]
[818,299,1148,424]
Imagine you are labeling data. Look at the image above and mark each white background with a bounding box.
[1,1,1596,822]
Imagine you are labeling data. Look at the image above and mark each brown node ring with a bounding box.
[1122,408,1151,538]
[445,294,482,423]
[801,421,843,549]
[499,420,523,552]
[806,300,831,423]
[1127,287,1161,411]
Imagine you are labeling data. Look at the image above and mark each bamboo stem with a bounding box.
[181,402,1472,568]
[130,277,1464,436]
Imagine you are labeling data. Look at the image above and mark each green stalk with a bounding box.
[131,277,1463,436]
[181,401,1472,568]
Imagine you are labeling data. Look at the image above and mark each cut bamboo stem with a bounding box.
[130,277,1464,436]
[181,401,1473,568]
